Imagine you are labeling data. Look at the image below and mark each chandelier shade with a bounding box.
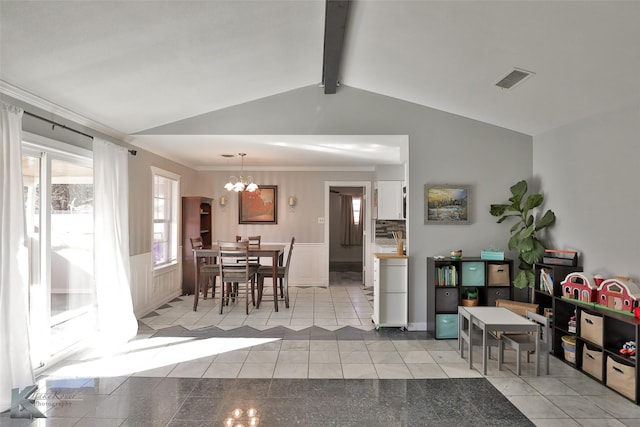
[224,153,258,192]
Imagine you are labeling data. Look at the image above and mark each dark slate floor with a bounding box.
[1,377,534,426]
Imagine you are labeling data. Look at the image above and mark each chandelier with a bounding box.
[224,153,258,192]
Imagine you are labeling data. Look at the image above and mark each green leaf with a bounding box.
[518,236,535,252]
[507,196,521,210]
[508,233,521,250]
[509,180,527,206]
[521,250,538,265]
[520,224,535,239]
[518,259,533,271]
[521,240,545,264]
[514,270,536,289]
[510,221,523,233]
[490,204,509,216]
[497,213,520,224]
[524,194,543,211]
[532,239,546,256]
[526,214,534,227]
[524,270,536,288]
[513,271,529,289]
[535,209,556,231]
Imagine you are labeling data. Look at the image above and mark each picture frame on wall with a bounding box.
[424,184,470,224]
[239,185,278,224]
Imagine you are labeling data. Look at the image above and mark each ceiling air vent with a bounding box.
[495,68,535,90]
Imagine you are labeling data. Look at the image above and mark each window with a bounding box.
[352,197,362,225]
[152,167,180,268]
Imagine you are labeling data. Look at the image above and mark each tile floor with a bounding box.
[3,277,640,426]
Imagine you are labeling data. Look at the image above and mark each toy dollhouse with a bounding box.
[561,272,597,302]
[597,277,640,314]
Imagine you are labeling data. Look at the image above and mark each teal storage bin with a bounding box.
[462,262,485,287]
[435,314,458,339]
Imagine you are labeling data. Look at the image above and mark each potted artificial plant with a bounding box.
[489,180,556,293]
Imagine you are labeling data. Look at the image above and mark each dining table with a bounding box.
[458,305,540,375]
[193,244,286,311]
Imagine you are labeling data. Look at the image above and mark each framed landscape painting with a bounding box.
[424,184,470,224]
[239,185,277,224]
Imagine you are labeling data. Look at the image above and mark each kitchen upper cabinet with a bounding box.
[375,181,404,220]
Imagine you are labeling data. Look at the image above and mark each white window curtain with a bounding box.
[93,138,138,347]
[340,195,363,247]
[0,102,34,411]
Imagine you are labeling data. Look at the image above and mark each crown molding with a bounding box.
[196,165,375,172]
[0,80,131,143]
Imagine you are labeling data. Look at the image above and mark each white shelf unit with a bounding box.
[372,254,408,330]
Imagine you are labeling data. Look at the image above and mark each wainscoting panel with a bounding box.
[289,243,327,286]
[245,242,327,286]
[130,252,182,317]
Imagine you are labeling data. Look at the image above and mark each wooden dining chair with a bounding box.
[190,236,219,311]
[256,237,294,311]
[236,235,261,265]
[217,240,259,315]
[498,310,550,375]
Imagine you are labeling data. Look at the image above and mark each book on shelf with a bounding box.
[540,268,553,294]
[435,265,457,286]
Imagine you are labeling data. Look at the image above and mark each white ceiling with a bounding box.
[130,134,408,170]
[2,1,639,168]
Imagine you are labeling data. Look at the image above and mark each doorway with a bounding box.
[328,185,366,286]
[22,137,96,368]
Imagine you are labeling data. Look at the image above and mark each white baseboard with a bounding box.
[407,322,427,332]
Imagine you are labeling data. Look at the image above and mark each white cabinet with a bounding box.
[376,181,403,220]
[372,254,408,329]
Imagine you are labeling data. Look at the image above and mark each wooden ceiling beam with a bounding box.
[322,0,350,94]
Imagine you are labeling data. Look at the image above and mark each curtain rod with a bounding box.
[24,110,94,139]
[23,111,137,155]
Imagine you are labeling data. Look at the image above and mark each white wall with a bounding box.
[533,104,640,279]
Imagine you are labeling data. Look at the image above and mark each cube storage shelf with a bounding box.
[546,262,640,404]
[428,257,514,339]
[533,263,583,314]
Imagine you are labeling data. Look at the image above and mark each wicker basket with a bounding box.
[461,298,479,307]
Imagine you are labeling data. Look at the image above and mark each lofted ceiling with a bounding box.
[1,1,639,169]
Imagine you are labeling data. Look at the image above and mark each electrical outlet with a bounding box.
[317,217,325,224]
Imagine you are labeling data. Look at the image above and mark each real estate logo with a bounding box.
[10,385,46,419]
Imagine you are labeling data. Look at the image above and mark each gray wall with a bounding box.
[533,104,640,280]
[142,85,533,330]
[128,150,199,256]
